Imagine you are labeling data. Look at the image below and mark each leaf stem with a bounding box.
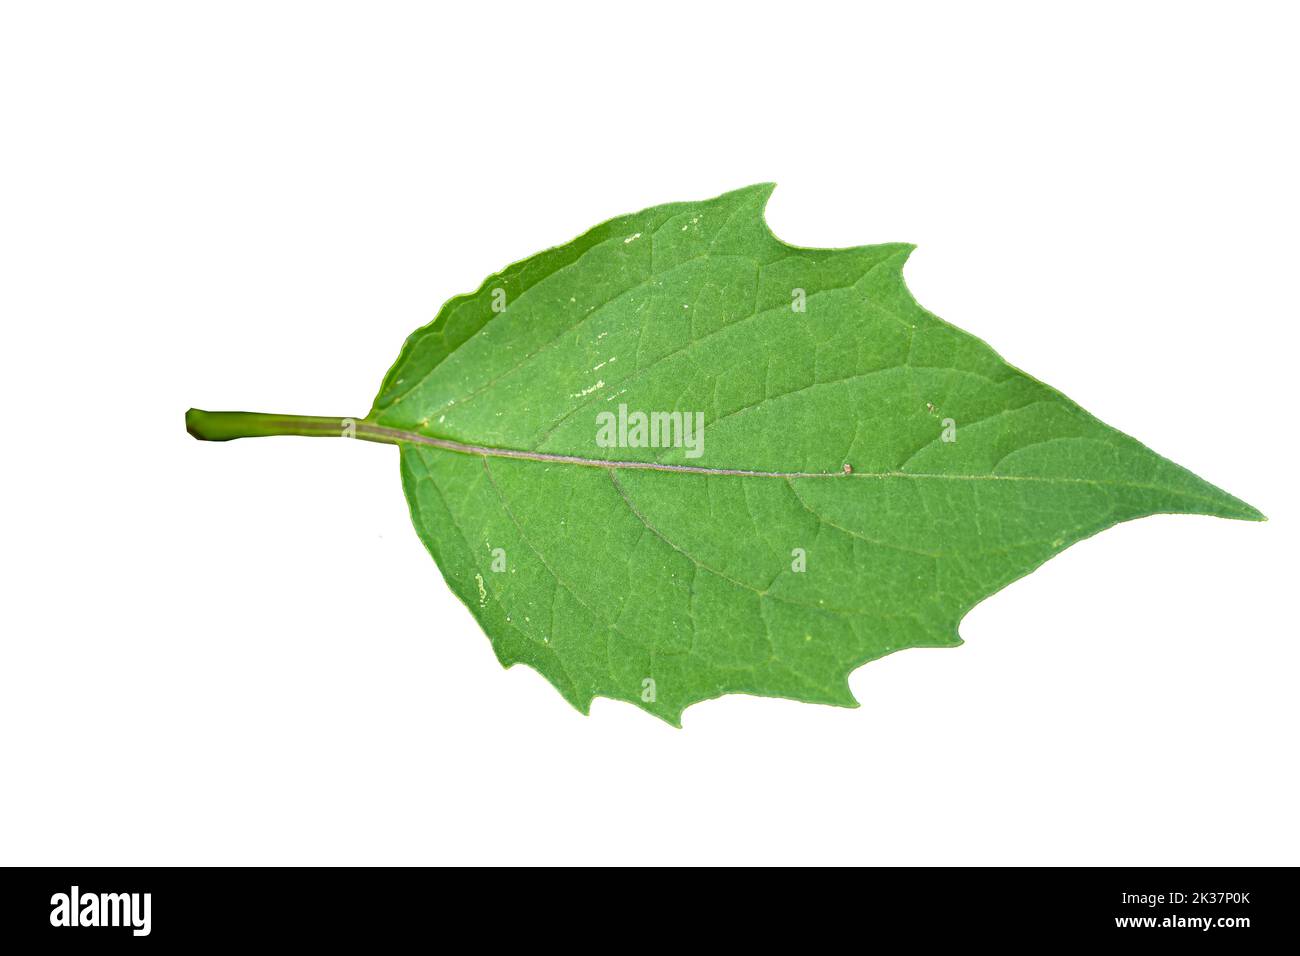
[185,409,398,445]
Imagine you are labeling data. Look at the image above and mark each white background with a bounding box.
[2,1,1296,866]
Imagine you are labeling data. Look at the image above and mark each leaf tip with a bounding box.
[1178,474,1266,523]
[1229,500,1267,522]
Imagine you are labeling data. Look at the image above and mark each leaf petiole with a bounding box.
[185,409,391,444]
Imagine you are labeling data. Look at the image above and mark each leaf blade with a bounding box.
[381,184,1260,723]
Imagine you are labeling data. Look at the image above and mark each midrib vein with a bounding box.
[358,420,845,477]
[357,421,1171,494]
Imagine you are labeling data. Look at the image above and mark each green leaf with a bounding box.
[187,184,1261,725]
